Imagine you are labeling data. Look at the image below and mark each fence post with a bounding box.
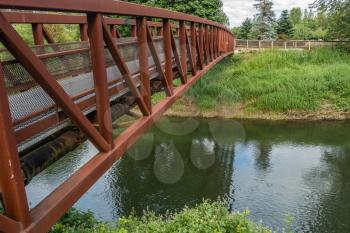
[259,40,261,50]
[284,41,287,49]
[271,40,274,49]
[246,40,249,50]
[308,41,311,50]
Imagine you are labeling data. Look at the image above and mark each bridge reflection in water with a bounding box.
[26,119,350,233]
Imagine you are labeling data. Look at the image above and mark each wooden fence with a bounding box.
[235,39,347,51]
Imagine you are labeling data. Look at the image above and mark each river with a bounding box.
[26,118,350,233]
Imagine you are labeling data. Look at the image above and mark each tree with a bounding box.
[251,0,276,39]
[290,7,302,25]
[276,10,293,39]
[239,18,253,39]
[313,0,350,40]
[126,0,229,25]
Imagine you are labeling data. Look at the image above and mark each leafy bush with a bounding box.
[117,201,273,233]
[51,201,278,233]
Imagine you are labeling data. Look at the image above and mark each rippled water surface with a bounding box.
[26,118,350,233]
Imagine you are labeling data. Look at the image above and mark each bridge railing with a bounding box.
[235,39,346,51]
[0,1,234,232]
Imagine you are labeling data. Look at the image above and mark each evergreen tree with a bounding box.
[276,10,293,39]
[239,18,253,39]
[290,7,302,25]
[251,0,276,39]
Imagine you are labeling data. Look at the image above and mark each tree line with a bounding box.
[233,0,349,41]
[6,0,349,45]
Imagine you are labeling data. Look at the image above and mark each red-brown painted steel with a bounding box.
[163,19,174,93]
[146,26,173,96]
[170,28,186,84]
[87,13,114,145]
[42,25,55,44]
[0,12,110,153]
[179,20,187,83]
[25,51,233,233]
[137,16,152,112]
[79,24,88,41]
[0,2,235,232]
[0,64,31,229]
[101,19,150,116]
[32,23,44,45]
[190,23,197,75]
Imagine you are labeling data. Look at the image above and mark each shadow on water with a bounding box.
[26,118,350,233]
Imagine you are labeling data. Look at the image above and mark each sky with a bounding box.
[223,0,315,27]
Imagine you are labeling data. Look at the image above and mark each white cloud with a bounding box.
[223,0,315,27]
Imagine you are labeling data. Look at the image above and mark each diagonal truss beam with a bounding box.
[101,18,151,116]
[185,31,195,76]
[0,12,110,153]
[170,27,186,84]
[145,26,173,96]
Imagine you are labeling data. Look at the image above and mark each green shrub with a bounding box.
[117,201,273,233]
[51,201,279,233]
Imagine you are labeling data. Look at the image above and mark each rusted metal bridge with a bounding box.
[0,1,234,232]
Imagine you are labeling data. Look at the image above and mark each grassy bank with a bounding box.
[167,47,350,120]
[51,201,285,233]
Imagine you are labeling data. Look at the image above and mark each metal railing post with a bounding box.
[0,64,32,228]
[87,13,114,145]
[163,19,173,93]
[179,20,187,82]
[137,16,152,111]
[80,24,88,41]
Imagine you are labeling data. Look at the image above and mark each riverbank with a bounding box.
[165,47,350,121]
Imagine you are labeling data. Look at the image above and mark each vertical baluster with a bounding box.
[80,24,88,41]
[179,20,187,83]
[137,16,152,112]
[190,22,197,74]
[163,19,173,93]
[0,64,31,227]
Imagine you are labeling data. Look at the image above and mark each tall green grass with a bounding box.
[187,47,350,112]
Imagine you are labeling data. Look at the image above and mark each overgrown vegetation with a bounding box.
[184,47,350,113]
[51,201,279,233]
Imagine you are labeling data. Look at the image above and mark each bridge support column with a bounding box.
[80,24,89,41]
[87,13,114,145]
[0,64,31,229]
[198,24,204,69]
[190,22,197,75]
[163,19,173,93]
[137,16,152,112]
[179,20,187,83]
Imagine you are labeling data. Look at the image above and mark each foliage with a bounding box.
[239,18,253,39]
[276,10,293,39]
[126,0,229,25]
[315,0,350,40]
[50,209,102,233]
[289,8,302,25]
[51,201,276,233]
[251,0,276,39]
[185,47,350,112]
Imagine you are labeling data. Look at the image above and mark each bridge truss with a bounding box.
[0,1,234,232]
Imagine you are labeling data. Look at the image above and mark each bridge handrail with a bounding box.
[0,0,232,33]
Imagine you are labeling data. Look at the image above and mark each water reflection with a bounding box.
[26,119,350,233]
